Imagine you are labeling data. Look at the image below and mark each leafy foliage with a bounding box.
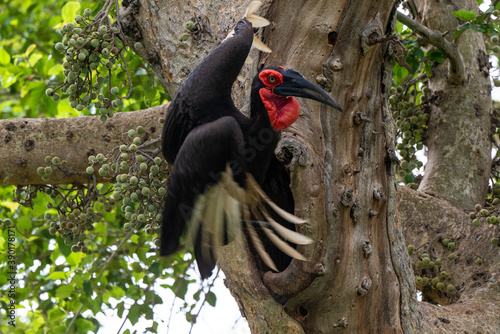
[0,0,166,120]
[452,5,498,39]
[388,21,433,186]
[49,6,134,121]
[391,3,500,188]
[0,1,211,333]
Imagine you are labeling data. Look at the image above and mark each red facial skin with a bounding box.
[258,69,300,130]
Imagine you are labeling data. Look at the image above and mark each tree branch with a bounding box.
[0,105,167,186]
[397,11,465,85]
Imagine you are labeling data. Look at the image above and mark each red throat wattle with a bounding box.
[259,88,300,130]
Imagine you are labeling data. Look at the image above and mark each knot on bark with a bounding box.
[340,186,355,207]
[357,277,372,296]
[361,13,383,54]
[275,135,310,170]
[362,241,372,258]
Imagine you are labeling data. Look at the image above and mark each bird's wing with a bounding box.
[160,117,248,278]
[161,19,254,164]
[160,117,312,278]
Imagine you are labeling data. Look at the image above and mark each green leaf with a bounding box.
[193,290,200,301]
[130,234,139,243]
[150,261,160,276]
[22,81,45,114]
[66,251,84,266]
[111,286,126,298]
[402,40,418,48]
[48,64,64,76]
[0,201,19,213]
[83,280,92,294]
[172,277,189,299]
[396,21,404,34]
[411,48,425,61]
[427,50,445,63]
[50,247,62,263]
[452,10,477,21]
[0,48,11,65]
[185,312,196,323]
[117,301,125,318]
[405,173,416,184]
[127,285,142,299]
[404,54,420,73]
[52,326,67,334]
[72,273,83,285]
[76,318,95,332]
[89,294,103,314]
[30,314,46,331]
[17,215,31,233]
[57,237,72,257]
[28,53,43,67]
[392,63,409,83]
[128,303,140,325]
[61,2,81,22]
[454,23,471,39]
[56,98,80,118]
[469,22,494,34]
[47,271,70,280]
[48,308,66,322]
[424,63,432,77]
[131,262,143,272]
[483,5,494,15]
[206,291,216,307]
[55,285,74,299]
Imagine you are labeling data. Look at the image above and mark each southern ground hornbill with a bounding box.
[160,18,342,278]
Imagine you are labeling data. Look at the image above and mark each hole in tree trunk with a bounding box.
[328,31,338,46]
[298,305,309,317]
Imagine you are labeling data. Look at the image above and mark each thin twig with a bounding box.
[116,310,128,334]
[188,269,220,334]
[119,51,134,99]
[402,72,427,91]
[397,11,466,85]
[98,229,135,279]
[166,259,196,334]
[64,304,84,334]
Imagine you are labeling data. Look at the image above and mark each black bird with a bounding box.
[160,19,342,278]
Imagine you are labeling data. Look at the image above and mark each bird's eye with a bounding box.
[268,76,276,83]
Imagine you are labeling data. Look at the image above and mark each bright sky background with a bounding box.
[95,268,250,334]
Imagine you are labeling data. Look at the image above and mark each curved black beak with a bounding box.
[274,69,343,112]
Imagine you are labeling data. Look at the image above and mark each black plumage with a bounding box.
[160,19,342,278]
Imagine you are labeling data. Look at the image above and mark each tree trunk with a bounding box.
[123,0,419,332]
[412,0,491,210]
[3,0,499,332]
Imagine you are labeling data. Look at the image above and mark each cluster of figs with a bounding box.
[46,8,127,121]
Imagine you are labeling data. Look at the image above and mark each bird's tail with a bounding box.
[243,175,312,272]
[189,165,312,275]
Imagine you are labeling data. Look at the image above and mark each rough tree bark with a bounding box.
[1,0,499,332]
[397,0,500,332]
[411,0,492,210]
[0,107,165,186]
